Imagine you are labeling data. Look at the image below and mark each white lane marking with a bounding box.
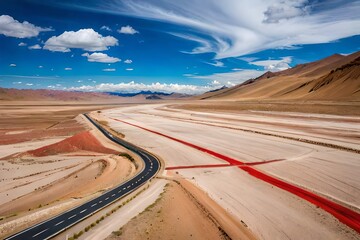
[99,201,102,203]
[55,220,64,226]
[32,228,48,237]
[111,194,115,197]
[80,209,87,213]
[68,214,76,219]
[118,190,121,193]
[91,203,97,207]
[105,197,109,200]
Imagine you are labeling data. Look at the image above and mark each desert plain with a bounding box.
[0,99,359,240]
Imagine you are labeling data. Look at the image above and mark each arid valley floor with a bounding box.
[0,100,359,240]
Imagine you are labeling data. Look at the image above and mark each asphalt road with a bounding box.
[5,114,161,240]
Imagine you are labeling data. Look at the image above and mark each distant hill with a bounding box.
[198,51,360,101]
[0,88,192,102]
[0,88,120,101]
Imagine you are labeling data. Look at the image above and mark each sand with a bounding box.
[100,103,360,239]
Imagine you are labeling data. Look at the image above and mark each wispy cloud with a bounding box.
[9,63,16,67]
[64,67,72,70]
[102,68,116,71]
[28,44,41,50]
[249,56,292,71]
[100,25,112,31]
[90,0,360,59]
[205,60,224,67]
[190,69,264,86]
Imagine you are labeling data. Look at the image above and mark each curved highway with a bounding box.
[5,114,161,240]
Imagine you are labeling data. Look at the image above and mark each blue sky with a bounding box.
[0,0,359,94]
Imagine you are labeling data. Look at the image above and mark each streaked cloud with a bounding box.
[9,63,16,67]
[44,28,118,52]
[64,67,72,70]
[250,56,292,71]
[102,68,116,71]
[95,0,360,58]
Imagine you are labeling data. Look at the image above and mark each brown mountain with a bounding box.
[199,51,360,101]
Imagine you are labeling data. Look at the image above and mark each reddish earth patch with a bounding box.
[27,131,117,157]
[111,117,360,234]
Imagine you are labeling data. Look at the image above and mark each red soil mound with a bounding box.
[27,131,117,157]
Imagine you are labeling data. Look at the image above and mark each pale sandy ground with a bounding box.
[100,103,360,240]
[0,106,142,238]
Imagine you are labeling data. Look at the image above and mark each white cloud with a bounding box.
[69,81,215,94]
[26,83,33,86]
[38,65,43,68]
[28,44,41,50]
[103,68,116,71]
[205,60,224,67]
[95,0,360,58]
[238,57,258,62]
[0,15,52,38]
[263,0,310,23]
[250,56,292,71]
[191,69,265,86]
[118,25,139,34]
[126,68,134,71]
[124,59,132,64]
[18,42,27,46]
[100,25,112,31]
[44,28,118,52]
[82,52,121,63]
[9,63,16,67]
[64,67,72,70]
[13,81,22,84]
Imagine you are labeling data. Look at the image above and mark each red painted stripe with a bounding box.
[111,117,360,233]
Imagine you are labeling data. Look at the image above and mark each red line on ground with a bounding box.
[111,117,360,233]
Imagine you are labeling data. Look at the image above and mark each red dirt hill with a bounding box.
[27,131,117,157]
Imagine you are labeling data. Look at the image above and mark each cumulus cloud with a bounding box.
[18,42,27,46]
[28,44,41,50]
[69,81,215,94]
[0,15,52,38]
[82,52,121,63]
[118,25,139,34]
[91,0,360,58]
[100,25,112,31]
[64,67,72,70]
[250,56,292,71]
[9,63,16,67]
[26,83,33,86]
[103,68,116,71]
[124,59,132,64]
[44,28,118,52]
